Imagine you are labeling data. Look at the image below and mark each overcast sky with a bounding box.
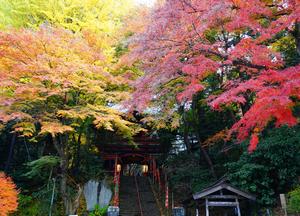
[134,0,156,7]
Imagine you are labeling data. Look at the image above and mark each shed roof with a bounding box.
[193,178,256,201]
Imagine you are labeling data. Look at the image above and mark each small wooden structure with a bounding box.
[193,178,256,216]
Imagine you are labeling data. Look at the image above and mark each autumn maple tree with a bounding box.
[0,1,144,214]
[128,0,300,151]
[0,26,143,214]
[0,172,18,216]
[0,0,143,213]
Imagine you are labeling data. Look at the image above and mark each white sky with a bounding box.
[134,0,156,7]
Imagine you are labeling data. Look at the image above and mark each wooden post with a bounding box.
[149,156,153,179]
[165,182,169,207]
[157,168,161,191]
[235,198,241,216]
[205,198,209,216]
[165,172,169,215]
[172,192,174,209]
[113,155,119,206]
[152,158,156,183]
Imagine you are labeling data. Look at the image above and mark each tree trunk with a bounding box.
[52,136,69,215]
[190,97,217,178]
[180,105,192,153]
[71,132,82,175]
[60,161,69,215]
[53,135,83,215]
[5,133,17,173]
[74,132,82,173]
[38,141,46,158]
[68,185,83,215]
[183,128,192,153]
[296,22,300,57]
[196,133,217,178]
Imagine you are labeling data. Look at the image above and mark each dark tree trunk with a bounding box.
[190,97,217,178]
[294,21,300,57]
[196,133,217,178]
[60,156,69,215]
[183,128,192,153]
[86,128,91,147]
[38,141,46,158]
[52,136,69,215]
[53,135,82,215]
[75,132,81,167]
[240,92,252,115]
[5,133,17,173]
[72,132,82,175]
[180,105,192,153]
[71,134,76,169]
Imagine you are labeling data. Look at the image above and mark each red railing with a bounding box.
[150,157,171,214]
[113,155,120,206]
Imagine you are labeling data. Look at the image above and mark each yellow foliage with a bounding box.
[202,130,229,147]
[0,2,146,141]
[39,121,74,137]
[12,122,36,137]
[0,0,136,60]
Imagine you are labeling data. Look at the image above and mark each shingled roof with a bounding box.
[193,178,256,201]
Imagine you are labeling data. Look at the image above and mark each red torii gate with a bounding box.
[98,132,165,207]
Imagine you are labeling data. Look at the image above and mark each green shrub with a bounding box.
[288,186,300,213]
[89,205,108,216]
[227,126,300,206]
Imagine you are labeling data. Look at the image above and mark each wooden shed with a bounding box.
[193,178,256,216]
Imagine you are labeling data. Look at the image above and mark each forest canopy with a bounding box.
[0,0,299,215]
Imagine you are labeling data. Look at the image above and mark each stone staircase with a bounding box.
[119,176,160,216]
[136,176,160,216]
[119,176,140,216]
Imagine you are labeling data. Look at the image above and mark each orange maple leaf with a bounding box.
[0,172,18,216]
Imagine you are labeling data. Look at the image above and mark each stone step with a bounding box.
[119,176,160,216]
